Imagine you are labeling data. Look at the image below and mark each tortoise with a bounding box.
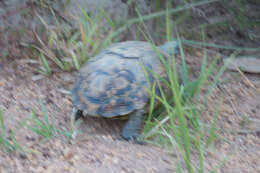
[71,40,179,140]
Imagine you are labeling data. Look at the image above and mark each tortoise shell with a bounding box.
[72,41,177,118]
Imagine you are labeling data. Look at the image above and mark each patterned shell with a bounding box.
[72,41,167,117]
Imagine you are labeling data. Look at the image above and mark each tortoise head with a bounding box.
[159,40,179,56]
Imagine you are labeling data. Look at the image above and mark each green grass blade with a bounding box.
[101,8,115,29]
[39,99,51,132]
[198,136,204,173]
[79,7,94,26]
[0,109,5,130]
[40,53,52,75]
[203,53,237,106]
[181,39,260,51]
[206,97,223,146]
[70,50,80,70]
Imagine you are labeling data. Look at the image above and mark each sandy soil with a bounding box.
[0,1,260,172]
[0,53,259,173]
[0,59,176,173]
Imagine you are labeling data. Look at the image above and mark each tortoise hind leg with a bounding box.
[121,109,144,141]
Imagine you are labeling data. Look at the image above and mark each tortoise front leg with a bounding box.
[121,109,144,141]
[73,109,83,121]
[70,108,83,139]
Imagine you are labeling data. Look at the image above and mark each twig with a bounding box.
[236,68,256,89]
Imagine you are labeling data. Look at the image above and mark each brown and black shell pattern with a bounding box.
[72,41,167,118]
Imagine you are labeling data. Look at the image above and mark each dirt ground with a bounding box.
[0,58,176,173]
[0,51,259,173]
[0,1,260,172]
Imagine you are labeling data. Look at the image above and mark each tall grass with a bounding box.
[141,35,223,173]
[26,6,119,73]
[22,0,221,74]
[139,2,231,173]
[23,0,257,75]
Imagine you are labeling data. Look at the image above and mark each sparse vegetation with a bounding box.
[26,100,56,139]
[0,109,21,152]
[26,99,79,141]
[0,0,259,172]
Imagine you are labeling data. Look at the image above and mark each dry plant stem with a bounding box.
[236,68,256,89]
[223,87,241,117]
[144,116,170,138]
[33,31,57,63]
